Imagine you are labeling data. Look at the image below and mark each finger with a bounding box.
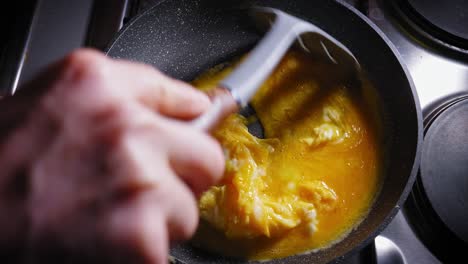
[106,125,200,239]
[105,183,199,263]
[38,49,209,135]
[163,119,225,196]
[106,122,168,196]
[105,197,169,264]
[111,59,211,119]
[101,106,200,241]
[161,176,199,242]
[96,102,224,198]
[41,49,210,122]
[122,175,200,243]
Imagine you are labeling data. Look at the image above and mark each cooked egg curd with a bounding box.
[192,50,381,260]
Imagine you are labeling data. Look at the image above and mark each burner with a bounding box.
[385,0,468,56]
[408,0,468,41]
[405,95,468,263]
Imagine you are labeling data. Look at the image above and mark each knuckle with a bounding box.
[91,105,127,145]
[42,50,118,121]
[128,221,149,246]
[131,63,169,95]
[62,49,109,87]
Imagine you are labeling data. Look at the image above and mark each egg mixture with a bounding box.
[192,50,382,260]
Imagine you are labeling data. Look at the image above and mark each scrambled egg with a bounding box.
[199,109,346,239]
[193,50,381,259]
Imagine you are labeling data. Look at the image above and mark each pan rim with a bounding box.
[105,0,424,262]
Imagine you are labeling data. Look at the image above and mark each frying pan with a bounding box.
[106,0,423,263]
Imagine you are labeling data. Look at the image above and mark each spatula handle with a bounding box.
[190,8,302,132]
[220,7,304,108]
[190,87,238,132]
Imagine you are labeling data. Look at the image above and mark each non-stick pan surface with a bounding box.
[106,0,423,263]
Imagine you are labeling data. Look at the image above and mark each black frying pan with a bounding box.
[106,0,423,263]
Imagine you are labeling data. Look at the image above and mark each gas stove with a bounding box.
[7,0,468,263]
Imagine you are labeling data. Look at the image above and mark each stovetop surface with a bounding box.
[365,1,468,263]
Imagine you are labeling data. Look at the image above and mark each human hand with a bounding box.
[0,49,224,263]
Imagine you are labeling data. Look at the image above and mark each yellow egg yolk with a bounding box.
[192,50,381,260]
